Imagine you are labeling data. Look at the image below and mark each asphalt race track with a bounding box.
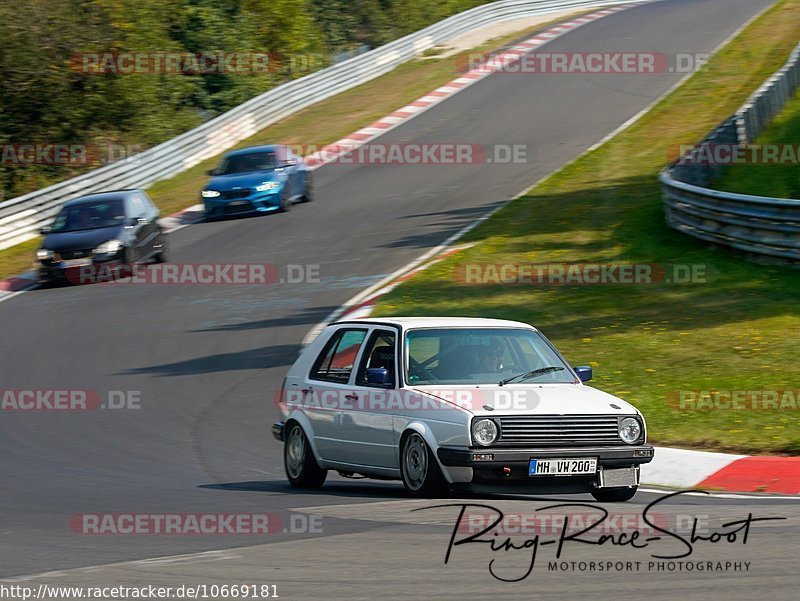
[1,0,796,598]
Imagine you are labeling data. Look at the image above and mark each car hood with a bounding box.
[205,170,283,191]
[411,384,640,417]
[43,225,126,252]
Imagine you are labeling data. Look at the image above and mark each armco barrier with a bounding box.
[0,0,637,251]
[660,41,800,261]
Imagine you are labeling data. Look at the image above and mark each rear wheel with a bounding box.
[590,486,638,502]
[284,422,326,488]
[400,432,447,497]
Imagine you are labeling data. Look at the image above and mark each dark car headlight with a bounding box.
[93,239,123,255]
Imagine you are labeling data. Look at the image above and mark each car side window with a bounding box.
[128,195,147,218]
[355,330,397,387]
[310,328,367,384]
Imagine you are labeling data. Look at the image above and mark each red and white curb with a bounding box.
[643,447,800,495]
[301,2,648,170]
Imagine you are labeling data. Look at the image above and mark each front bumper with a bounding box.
[438,445,653,491]
[38,254,124,284]
[204,192,281,217]
[272,421,285,442]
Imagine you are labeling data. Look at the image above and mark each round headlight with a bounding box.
[619,417,642,444]
[472,418,499,446]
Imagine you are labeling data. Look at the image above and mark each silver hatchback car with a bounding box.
[273,317,654,501]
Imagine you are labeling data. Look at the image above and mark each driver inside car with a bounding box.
[477,343,505,373]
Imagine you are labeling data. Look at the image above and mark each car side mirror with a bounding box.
[366,367,391,387]
[207,168,221,176]
[40,226,51,235]
[573,366,592,382]
[284,159,298,167]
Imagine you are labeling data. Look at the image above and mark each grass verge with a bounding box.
[0,14,581,282]
[713,88,800,198]
[373,0,800,454]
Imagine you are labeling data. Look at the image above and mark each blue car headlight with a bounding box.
[255,182,280,192]
[202,190,221,198]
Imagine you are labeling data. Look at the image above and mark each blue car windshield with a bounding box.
[219,151,279,174]
[406,328,573,385]
[50,200,126,233]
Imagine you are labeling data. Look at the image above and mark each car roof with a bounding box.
[334,316,537,331]
[63,189,141,207]
[225,144,280,157]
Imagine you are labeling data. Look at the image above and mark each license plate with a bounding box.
[61,258,92,267]
[529,457,597,476]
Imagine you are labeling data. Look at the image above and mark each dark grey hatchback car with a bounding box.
[36,189,168,285]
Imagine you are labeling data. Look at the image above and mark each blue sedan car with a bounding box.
[201,145,313,219]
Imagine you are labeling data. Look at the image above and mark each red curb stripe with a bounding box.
[370,121,394,128]
[698,456,800,494]
[0,276,37,293]
[409,100,432,107]
[389,110,414,118]
[347,132,373,141]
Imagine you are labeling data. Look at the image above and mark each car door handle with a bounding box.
[302,386,313,395]
[344,393,359,401]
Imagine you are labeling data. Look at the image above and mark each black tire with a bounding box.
[301,172,314,202]
[278,190,291,213]
[284,422,326,488]
[590,486,638,503]
[154,234,168,263]
[400,432,448,498]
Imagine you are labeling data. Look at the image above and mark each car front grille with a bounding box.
[496,415,622,446]
[223,201,254,214]
[220,189,251,200]
[56,249,93,260]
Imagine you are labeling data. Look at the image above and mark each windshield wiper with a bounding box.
[499,366,564,386]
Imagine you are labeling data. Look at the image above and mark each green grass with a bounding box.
[713,88,800,198]
[373,0,800,454]
[0,15,579,282]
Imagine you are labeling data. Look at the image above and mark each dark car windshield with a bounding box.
[406,328,573,385]
[50,199,126,233]
[218,151,279,175]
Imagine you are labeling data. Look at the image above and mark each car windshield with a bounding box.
[49,199,126,232]
[405,328,573,385]
[218,151,279,174]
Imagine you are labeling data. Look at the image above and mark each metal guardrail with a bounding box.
[0,0,635,251]
[660,41,800,261]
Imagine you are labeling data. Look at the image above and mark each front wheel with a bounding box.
[278,190,291,213]
[284,423,326,488]
[400,432,447,498]
[301,172,314,202]
[590,486,638,502]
